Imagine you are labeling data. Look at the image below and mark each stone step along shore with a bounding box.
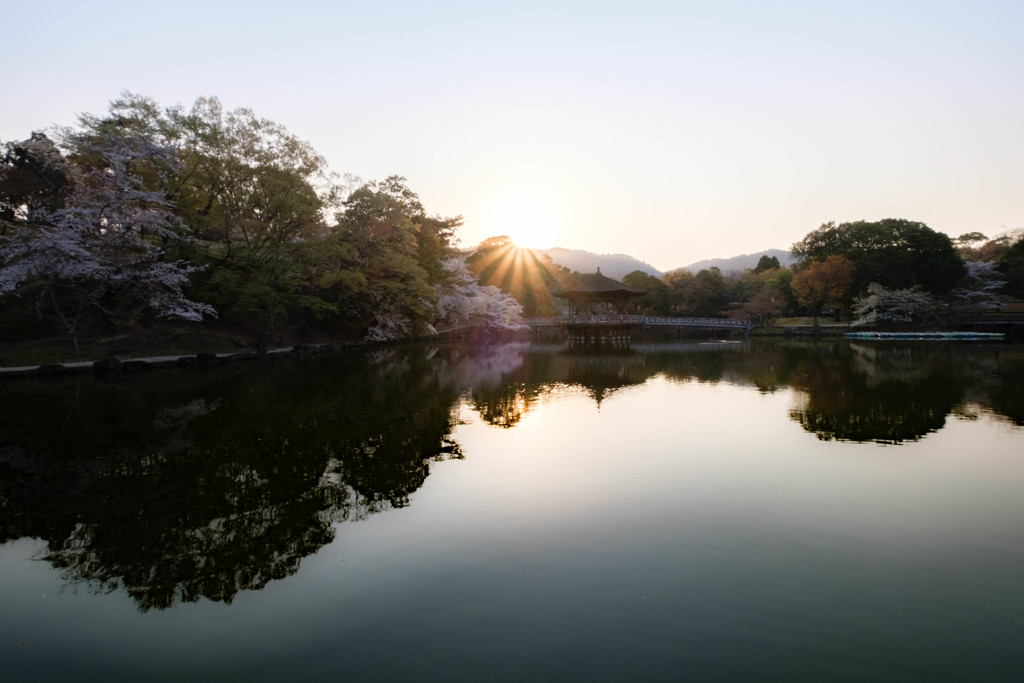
[0,343,357,379]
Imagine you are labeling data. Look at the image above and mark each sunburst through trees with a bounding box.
[466,236,578,316]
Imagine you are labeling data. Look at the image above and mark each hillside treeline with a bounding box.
[0,93,524,354]
[612,221,1024,326]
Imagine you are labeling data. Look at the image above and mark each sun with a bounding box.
[472,166,588,249]
[485,194,561,249]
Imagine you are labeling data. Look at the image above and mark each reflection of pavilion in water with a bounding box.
[557,349,648,405]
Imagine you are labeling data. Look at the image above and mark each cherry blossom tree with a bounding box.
[852,283,935,326]
[949,260,1008,316]
[0,126,214,354]
[433,257,526,335]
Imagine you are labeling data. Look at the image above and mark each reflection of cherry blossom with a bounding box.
[437,342,529,389]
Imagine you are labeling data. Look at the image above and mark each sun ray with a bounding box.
[487,245,518,291]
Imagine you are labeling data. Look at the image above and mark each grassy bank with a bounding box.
[750,317,850,336]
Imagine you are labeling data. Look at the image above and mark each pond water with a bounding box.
[2,339,1023,681]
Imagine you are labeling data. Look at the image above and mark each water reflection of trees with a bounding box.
[786,344,957,443]
[468,347,651,425]
[469,341,783,427]
[784,342,1024,443]
[981,349,1024,426]
[0,347,478,611]
[2,340,1021,609]
[465,340,1024,444]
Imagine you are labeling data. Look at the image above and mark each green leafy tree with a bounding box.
[0,133,74,231]
[661,268,730,316]
[1000,238,1024,298]
[791,219,965,295]
[754,254,781,273]
[80,93,341,347]
[332,176,444,339]
[663,269,695,314]
[722,265,796,324]
[763,267,797,313]
[622,270,671,314]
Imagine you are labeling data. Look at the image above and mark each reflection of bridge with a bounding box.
[524,315,753,330]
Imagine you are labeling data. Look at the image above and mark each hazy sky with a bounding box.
[4,0,1022,271]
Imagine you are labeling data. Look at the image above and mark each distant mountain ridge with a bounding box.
[541,248,663,280]
[680,249,794,274]
[540,247,793,280]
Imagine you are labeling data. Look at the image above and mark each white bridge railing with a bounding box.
[523,315,751,328]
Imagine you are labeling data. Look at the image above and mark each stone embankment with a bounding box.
[0,343,357,380]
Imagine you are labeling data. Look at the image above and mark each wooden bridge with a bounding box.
[523,315,752,330]
[432,315,752,344]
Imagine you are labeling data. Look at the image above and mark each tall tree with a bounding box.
[333,176,444,339]
[105,94,347,345]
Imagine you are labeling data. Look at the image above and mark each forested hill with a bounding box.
[542,248,663,279]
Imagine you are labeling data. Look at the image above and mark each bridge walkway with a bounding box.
[523,315,752,330]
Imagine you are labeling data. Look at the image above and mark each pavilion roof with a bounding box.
[551,268,646,300]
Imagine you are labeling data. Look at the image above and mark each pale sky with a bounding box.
[3,0,1022,271]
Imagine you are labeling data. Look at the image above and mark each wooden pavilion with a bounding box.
[550,269,646,348]
[551,268,645,315]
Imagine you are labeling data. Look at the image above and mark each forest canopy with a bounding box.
[0,93,525,352]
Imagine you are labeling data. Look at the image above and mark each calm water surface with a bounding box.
[2,339,1022,681]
